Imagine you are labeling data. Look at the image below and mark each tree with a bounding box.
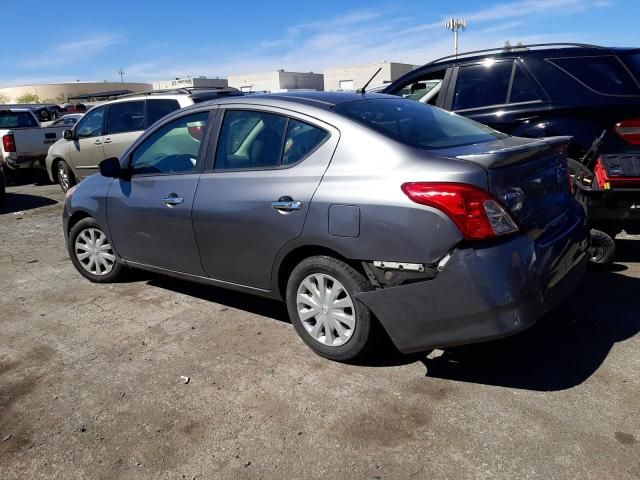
[16,93,40,104]
[43,93,67,105]
[0,93,10,104]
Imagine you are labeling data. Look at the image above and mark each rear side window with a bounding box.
[548,55,640,95]
[0,111,38,128]
[131,111,208,175]
[106,101,145,134]
[146,99,180,125]
[282,119,328,165]
[509,65,540,103]
[335,98,505,149]
[453,61,513,110]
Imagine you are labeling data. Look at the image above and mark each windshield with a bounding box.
[334,98,505,149]
[0,111,38,129]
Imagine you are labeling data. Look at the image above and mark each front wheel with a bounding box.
[56,160,76,193]
[68,218,123,283]
[286,256,375,361]
[588,229,616,264]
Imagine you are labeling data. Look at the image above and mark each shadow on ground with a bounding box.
[422,268,640,391]
[125,247,640,386]
[0,193,57,214]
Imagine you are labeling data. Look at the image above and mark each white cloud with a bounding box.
[19,33,123,68]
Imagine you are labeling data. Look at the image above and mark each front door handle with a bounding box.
[162,194,184,207]
[103,137,112,144]
[94,139,102,145]
[271,199,303,212]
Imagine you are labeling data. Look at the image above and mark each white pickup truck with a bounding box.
[0,108,67,171]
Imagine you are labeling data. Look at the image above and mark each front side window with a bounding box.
[215,110,287,170]
[548,55,639,95]
[75,107,105,138]
[106,101,145,135]
[334,98,505,150]
[453,61,513,110]
[146,99,181,126]
[130,111,209,175]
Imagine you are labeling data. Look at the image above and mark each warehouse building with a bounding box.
[152,76,228,90]
[0,81,152,103]
[227,70,324,93]
[323,61,416,91]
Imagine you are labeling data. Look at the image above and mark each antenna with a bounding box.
[356,67,383,94]
[118,68,125,83]
[444,18,468,57]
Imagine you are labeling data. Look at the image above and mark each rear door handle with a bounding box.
[103,137,112,144]
[94,139,102,145]
[162,194,184,206]
[271,200,303,212]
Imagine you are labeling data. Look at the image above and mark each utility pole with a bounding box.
[444,18,468,57]
[118,68,125,83]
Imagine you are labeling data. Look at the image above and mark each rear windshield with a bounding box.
[333,98,505,149]
[622,53,640,79]
[548,55,640,96]
[0,111,38,128]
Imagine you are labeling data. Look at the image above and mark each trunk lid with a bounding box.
[436,136,574,238]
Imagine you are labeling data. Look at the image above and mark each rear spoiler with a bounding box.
[456,136,572,168]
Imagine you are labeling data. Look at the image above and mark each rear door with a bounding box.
[68,105,106,178]
[192,106,338,290]
[103,100,146,160]
[106,110,212,274]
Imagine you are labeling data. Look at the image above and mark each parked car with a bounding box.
[50,113,84,127]
[0,162,5,207]
[382,43,640,260]
[46,87,242,191]
[63,92,588,361]
[0,108,67,170]
[60,103,88,114]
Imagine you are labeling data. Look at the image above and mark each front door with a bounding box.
[193,107,339,290]
[106,110,212,275]
[69,105,106,178]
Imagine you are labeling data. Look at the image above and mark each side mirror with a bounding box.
[99,157,122,178]
[63,129,74,141]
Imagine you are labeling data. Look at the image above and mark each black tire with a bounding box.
[0,165,6,209]
[68,217,123,283]
[588,229,616,264]
[286,255,375,361]
[56,160,76,193]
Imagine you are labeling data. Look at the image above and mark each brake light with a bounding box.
[614,118,640,145]
[401,182,519,240]
[2,134,16,153]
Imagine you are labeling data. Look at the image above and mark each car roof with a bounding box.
[197,91,393,110]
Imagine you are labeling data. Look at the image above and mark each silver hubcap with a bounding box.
[74,227,116,276]
[58,164,69,191]
[296,273,355,347]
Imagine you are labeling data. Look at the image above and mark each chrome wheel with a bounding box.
[74,227,116,276]
[58,163,70,192]
[296,273,355,347]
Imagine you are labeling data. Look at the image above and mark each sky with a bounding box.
[1,0,638,86]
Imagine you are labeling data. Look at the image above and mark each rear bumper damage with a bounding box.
[355,206,589,354]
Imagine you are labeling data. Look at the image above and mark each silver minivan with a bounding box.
[46,88,241,191]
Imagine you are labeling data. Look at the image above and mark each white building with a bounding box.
[324,61,416,91]
[152,76,228,90]
[227,70,324,93]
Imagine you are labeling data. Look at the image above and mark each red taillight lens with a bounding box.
[614,118,640,145]
[2,134,16,153]
[401,182,519,241]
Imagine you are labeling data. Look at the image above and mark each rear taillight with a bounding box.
[614,118,640,145]
[401,182,519,241]
[2,134,16,153]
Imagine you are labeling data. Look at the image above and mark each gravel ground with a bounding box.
[1,179,639,480]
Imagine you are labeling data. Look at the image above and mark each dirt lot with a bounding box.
[1,178,639,480]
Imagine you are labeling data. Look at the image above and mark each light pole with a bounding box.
[118,68,125,83]
[444,17,468,57]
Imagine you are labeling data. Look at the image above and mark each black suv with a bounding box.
[383,43,640,260]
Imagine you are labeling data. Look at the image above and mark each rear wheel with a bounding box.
[589,229,616,264]
[56,160,76,193]
[286,256,375,361]
[68,218,123,283]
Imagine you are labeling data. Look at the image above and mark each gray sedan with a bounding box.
[62,92,588,361]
